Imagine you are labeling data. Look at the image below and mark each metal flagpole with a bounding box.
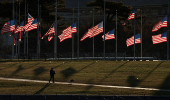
[18,2,20,56]
[93,8,94,58]
[37,0,39,58]
[72,8,74,58]
[77,0,79,59]
[15,1,18,56]
[27,4,28,57]
[141,10,142,59]
[24,0,26,56]
[103,0,106,59]
[39,5,41,56]
[167,3,169,60]
[134,3,136,61]
[54,0,57,58]
[12,0,14,56]
[116,10,117,60]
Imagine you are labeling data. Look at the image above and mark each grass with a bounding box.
[0,60,170,95]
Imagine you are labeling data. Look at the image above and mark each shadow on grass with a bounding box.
[25,62,41,69]
[127,76,141,87]
[11,64,24,75]
[34,83,51,94]
[78,62,96,72]
[143,61,163,80]
[0,63,18,71]
[60,67,77,79]
[34,67,47,76]
[153,74,170,95]
[100,61,129,82]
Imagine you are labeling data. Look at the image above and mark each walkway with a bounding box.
[0,77,170,92]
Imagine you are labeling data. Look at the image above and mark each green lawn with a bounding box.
[0,60,170,95]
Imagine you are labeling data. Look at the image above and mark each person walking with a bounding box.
[49,67,55,83]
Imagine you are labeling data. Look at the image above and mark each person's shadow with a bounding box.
[34,83,51,94]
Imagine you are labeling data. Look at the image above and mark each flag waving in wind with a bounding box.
[152,32,167,44]
[152,15,167,32]
[42,23,55,39]
[25,18,37,32]
[90,21,103,38]
[24,13,34,30]
[122,8,135,25]
[15,21,24,33]
[1,20,15,34]
[102,29,115,40]
[58,22,77,42]
[126,33,141,47]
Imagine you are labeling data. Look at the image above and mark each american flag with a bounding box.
[58,22,76,42]
[15,21,24,33]
[42,23,55,39]
[128,8,135,20]
[152,32,167,44]
[122,8,135,25]
[90,21,103,38]
[25,18,37,32]
[24,13,34,30]
[18,32,21,42]
[48,33,55,41]
[58,32,72,42]
[102,29,115,40]
[126,33,141,47]
[1,20,15,34]
[152,16,167,32]
[1,21,10,34]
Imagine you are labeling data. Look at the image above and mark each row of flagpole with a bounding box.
[7,0,170,60]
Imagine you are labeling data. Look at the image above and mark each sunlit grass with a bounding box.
[0,60,170,95]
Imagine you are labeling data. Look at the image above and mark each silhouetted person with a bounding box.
[49,67,55,83]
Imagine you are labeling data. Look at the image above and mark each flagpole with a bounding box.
[134,2,136,61]
[39,5,41,56]
[167,3,169,60]
[18,2,20,56]
[141,10,142,59]
[24,0,26,56]
[37,0,39,58]
[93,8,94,58]
[77,0,79,59]
[27,4,28,57]
[103,0,106,59]
[15,1,18,56]
[54,0,57,58]
[12,0,14,57]
[72,8,74,58]
[116,10,117,60]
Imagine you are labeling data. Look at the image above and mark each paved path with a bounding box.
[0,77,170,92]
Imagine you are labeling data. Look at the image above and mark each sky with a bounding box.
[65,0,169,8]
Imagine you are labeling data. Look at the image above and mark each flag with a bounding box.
[18,32,21,42]
[126,33,141,47]
[48,33,54,41]
[58,22,76,42]
[128,8,135,20]
[152,15,167,32]
[1,20,15,34]
[122,8,135,26]
[25,18,37,32]
[58,32,72,42]
[1,21,10,34]
[152,32,167,44]
[71,22,77,33]
[90,21,103,38]
[42,23,55,39]
[24,13,34,30]
[15,21,24,33]
[102,29,115,40]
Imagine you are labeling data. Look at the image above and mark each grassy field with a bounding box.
[0,60,170,95]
